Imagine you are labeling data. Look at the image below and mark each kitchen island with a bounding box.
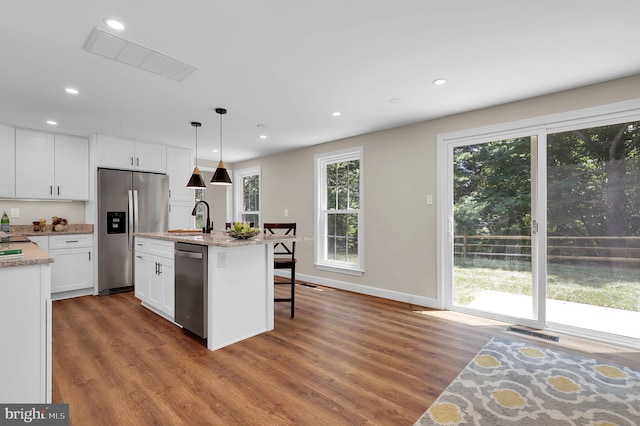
[134,231,310,351]
[0,240,53,403]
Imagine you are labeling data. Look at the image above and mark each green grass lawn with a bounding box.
[453,257,640,311]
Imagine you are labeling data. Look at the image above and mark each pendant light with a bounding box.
[210,107,232,185]
[186,121,206,188]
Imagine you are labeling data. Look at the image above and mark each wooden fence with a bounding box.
[454,235,640,265]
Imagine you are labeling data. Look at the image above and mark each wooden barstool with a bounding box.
[263,223,297,318]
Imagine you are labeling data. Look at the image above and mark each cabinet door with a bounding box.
[50,248,93,293]
[160,258,175,319]
[134,141,166,173]
[95,134,136,169]
[166,146,194,201]
[54,135,89,200]
[15,130,55,198]
[134,253,150,302]
[147,255,162,310]
[0,124,15,198]
[169,201,196,230]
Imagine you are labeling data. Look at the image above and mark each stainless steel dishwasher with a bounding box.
[175,242,208,338]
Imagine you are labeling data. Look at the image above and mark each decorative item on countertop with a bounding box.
[226,222,261,239]
[1,211,10,232]
[51,216,68,232]
[32,221,41,232]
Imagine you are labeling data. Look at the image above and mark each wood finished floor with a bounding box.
[52,282,640,425]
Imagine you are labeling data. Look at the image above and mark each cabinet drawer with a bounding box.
[134,237,174,259]
[49,234,93,249]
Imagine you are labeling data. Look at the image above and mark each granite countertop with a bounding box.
[10,224,94,236]
[135,231,312,247]
[0,241,54,268]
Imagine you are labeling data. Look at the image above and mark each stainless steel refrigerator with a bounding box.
[97,168,169,295]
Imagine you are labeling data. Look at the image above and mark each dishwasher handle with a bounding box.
[175,250,203,260]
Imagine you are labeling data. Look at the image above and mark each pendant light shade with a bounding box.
[186,121,206,188]
[210,108,232,185]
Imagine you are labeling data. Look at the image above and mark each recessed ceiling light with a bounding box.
[259,135,267,139]
[46,120,57,126]
[65,87,79,95]
[105,18,126,31]
[212,149,218,153]
[433,78,447,86]
[332,111,342,117]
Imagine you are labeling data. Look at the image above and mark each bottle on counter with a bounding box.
[1,211,9,233]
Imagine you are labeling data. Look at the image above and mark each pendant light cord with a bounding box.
[219,112,223,161]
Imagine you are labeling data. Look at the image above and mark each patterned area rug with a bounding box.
[415,336,640,425]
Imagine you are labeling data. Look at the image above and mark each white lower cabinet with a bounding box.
[0,263,51,403]
[29,234,92,299]
[134,238,174,320]
[49,234,93,296]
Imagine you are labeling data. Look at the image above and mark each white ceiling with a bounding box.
[2,1,640,163]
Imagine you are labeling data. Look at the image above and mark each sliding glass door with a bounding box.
[440,109,640,345]
[546,121,640,341]
[449,134,542,326]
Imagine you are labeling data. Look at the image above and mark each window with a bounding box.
[315,147,363,275]
[234,167,260,225]
[194,188,205,229]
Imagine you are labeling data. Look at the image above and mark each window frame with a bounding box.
[314,146,364,275]
[234,166,261,226]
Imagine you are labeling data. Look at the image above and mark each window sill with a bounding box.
[314,263,364,276]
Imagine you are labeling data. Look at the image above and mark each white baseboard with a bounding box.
[276,271,440,309]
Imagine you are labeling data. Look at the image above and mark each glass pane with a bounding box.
[327,235,336,260]
[243,175,259,212]
[547,122,640,339]
[327,213,336,236]
[335,237,346,261]
[327,187,336,210]
[452,137,534,319]
[335,213,347,236]
[336,187,348,210]
[242,214,259,225]
[327,163,337,186]
[347,213,358,262]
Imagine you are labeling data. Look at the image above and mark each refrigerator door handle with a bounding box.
[128,189,134,250]
[133,190,139,235]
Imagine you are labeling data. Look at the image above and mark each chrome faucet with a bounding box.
[191,200,213,233]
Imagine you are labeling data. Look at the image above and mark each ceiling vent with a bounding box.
[82,27,198,81]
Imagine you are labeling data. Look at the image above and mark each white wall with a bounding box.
[233,74,640,306]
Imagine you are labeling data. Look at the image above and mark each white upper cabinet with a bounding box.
[15,130,89,200]
[96,134,166,173]
[135,141,166,173]
[54,135,89,200]
[166,146,195,202]
[15,130,54,199]
[0,124,15,198]
[169,201,195,230]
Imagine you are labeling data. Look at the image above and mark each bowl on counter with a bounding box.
[225,228,261,239]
